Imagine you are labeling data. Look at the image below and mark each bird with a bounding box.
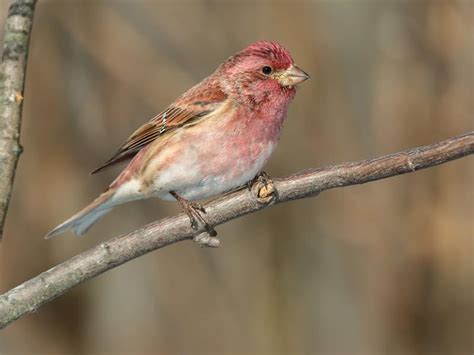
[46,40,310,238]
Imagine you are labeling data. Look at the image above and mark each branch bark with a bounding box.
[0,131,472,328]
[0,0,37,240]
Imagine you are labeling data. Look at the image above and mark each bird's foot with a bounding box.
[248,171,277,203]
[170,191,218,246]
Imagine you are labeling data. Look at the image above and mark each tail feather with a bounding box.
[46,189,116,238]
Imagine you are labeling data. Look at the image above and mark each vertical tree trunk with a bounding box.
[0,0,37,240]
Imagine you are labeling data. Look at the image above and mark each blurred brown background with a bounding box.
[0,0,473,354]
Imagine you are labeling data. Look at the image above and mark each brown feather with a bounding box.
[91,81,227,174]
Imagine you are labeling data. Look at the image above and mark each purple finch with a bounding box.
[47,40,310,238]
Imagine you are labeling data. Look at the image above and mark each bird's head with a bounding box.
[220,40,310,101]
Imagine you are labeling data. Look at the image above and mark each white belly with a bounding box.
[155,141,275,201]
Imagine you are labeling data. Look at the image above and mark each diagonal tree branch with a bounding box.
[0,131,472,328]
[0,0,37,240]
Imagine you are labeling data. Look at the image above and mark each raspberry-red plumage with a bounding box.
[47,40,308,237]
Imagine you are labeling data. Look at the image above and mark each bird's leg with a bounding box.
[170,191,217,238]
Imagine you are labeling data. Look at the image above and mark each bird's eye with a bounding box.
[262,66,273,75]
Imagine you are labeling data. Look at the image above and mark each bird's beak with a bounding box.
[278,64,311,87]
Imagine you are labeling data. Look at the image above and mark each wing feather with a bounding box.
[91,80,227,174]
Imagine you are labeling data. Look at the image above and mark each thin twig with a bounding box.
[0,131,472,328]
[0,0,37,240]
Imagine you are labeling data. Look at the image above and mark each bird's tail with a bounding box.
[46,188,116,238]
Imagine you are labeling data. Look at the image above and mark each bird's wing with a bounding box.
[91,81,227,174]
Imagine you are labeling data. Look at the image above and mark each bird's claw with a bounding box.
[257,171,272,189]
[248,171,277,203]
[189,201,206,213]
[187,207,219,247]
[184,204,217,237]
[170,191,217,239]
[248,171,271,189]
